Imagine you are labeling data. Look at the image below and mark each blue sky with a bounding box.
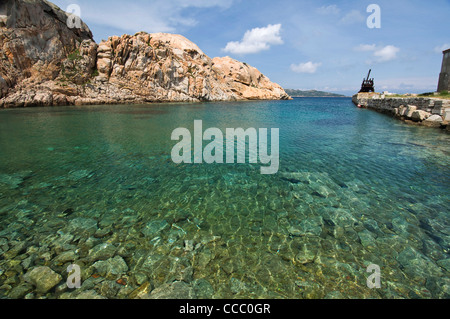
[52,0,449,96]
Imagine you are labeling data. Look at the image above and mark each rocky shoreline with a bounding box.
[353,93,450,131]
[0,0,290,108]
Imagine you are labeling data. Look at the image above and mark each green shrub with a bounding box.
[418,92,434,97]
[68,49,82,61]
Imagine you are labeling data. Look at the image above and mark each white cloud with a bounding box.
[340,10,365,25]
[354,44,377,52]
[434,44,450,53]
[223,24,283,55]
[317,5,340,15]
[290,62,322,74]
[373,45,400,62]
[356,44,400,64]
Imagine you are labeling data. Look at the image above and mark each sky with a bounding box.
[52,0,450,96]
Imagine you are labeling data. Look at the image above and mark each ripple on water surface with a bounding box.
[0,98,449,299]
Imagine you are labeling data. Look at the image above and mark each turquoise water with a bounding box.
[0,98,449,299]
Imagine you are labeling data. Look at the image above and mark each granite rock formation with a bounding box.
[0,0,290,107]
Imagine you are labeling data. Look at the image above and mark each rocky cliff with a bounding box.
[0,0,290,107]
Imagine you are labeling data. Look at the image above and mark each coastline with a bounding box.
[290,96,350,98]
[352,92,450,131]
[0,95,292,109]
[0,98,296,111]
[0,2,290,109]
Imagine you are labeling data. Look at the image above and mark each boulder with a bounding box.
[398,105,407,117]
[444,108,450,121]
[425,114,443,122]
[23,266,62,293]
[411,110,431,122]
[406,105,417,118]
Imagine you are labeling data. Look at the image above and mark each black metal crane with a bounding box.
[359,69,375,93]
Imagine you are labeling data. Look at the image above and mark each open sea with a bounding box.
[0,97,449,299]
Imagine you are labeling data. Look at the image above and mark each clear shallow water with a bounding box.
[0,98,449,299]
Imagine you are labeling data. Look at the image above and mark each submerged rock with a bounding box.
[358,230,377,249]
[142,220,169,237]
[289,217,323,237]
[295,242,319,264]
[230,277,248,294]
[397,247,443,283]
[437,259,450,272]
[146,281,196,299]
[88,242,117,261]
[192,279,214,299]
[93,256,128,279]
[129,282,153,299]
[324,291,345,299]
[0,171,32,189]
[68,170,93,181]
[75,290,108,299]
[184,240,194,252]
[23,266,62,294]
[67,218,98,237]
[97,280,123,299]
[295,280,321,298]
[53,250,77,264]
[8,283,34,299]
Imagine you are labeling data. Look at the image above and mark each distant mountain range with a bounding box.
[285,89,348,97]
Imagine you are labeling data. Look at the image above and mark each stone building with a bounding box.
[438,48,450,92]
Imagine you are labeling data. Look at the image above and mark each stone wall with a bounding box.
[353,93,450,128]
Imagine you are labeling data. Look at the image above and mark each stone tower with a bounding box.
[438,48,450,92]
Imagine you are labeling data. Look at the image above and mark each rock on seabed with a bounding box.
[0,0,290,107]
[23,266,62,294]
[145,281,196,299]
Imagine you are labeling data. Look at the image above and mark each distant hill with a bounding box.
[285,89,347,97]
